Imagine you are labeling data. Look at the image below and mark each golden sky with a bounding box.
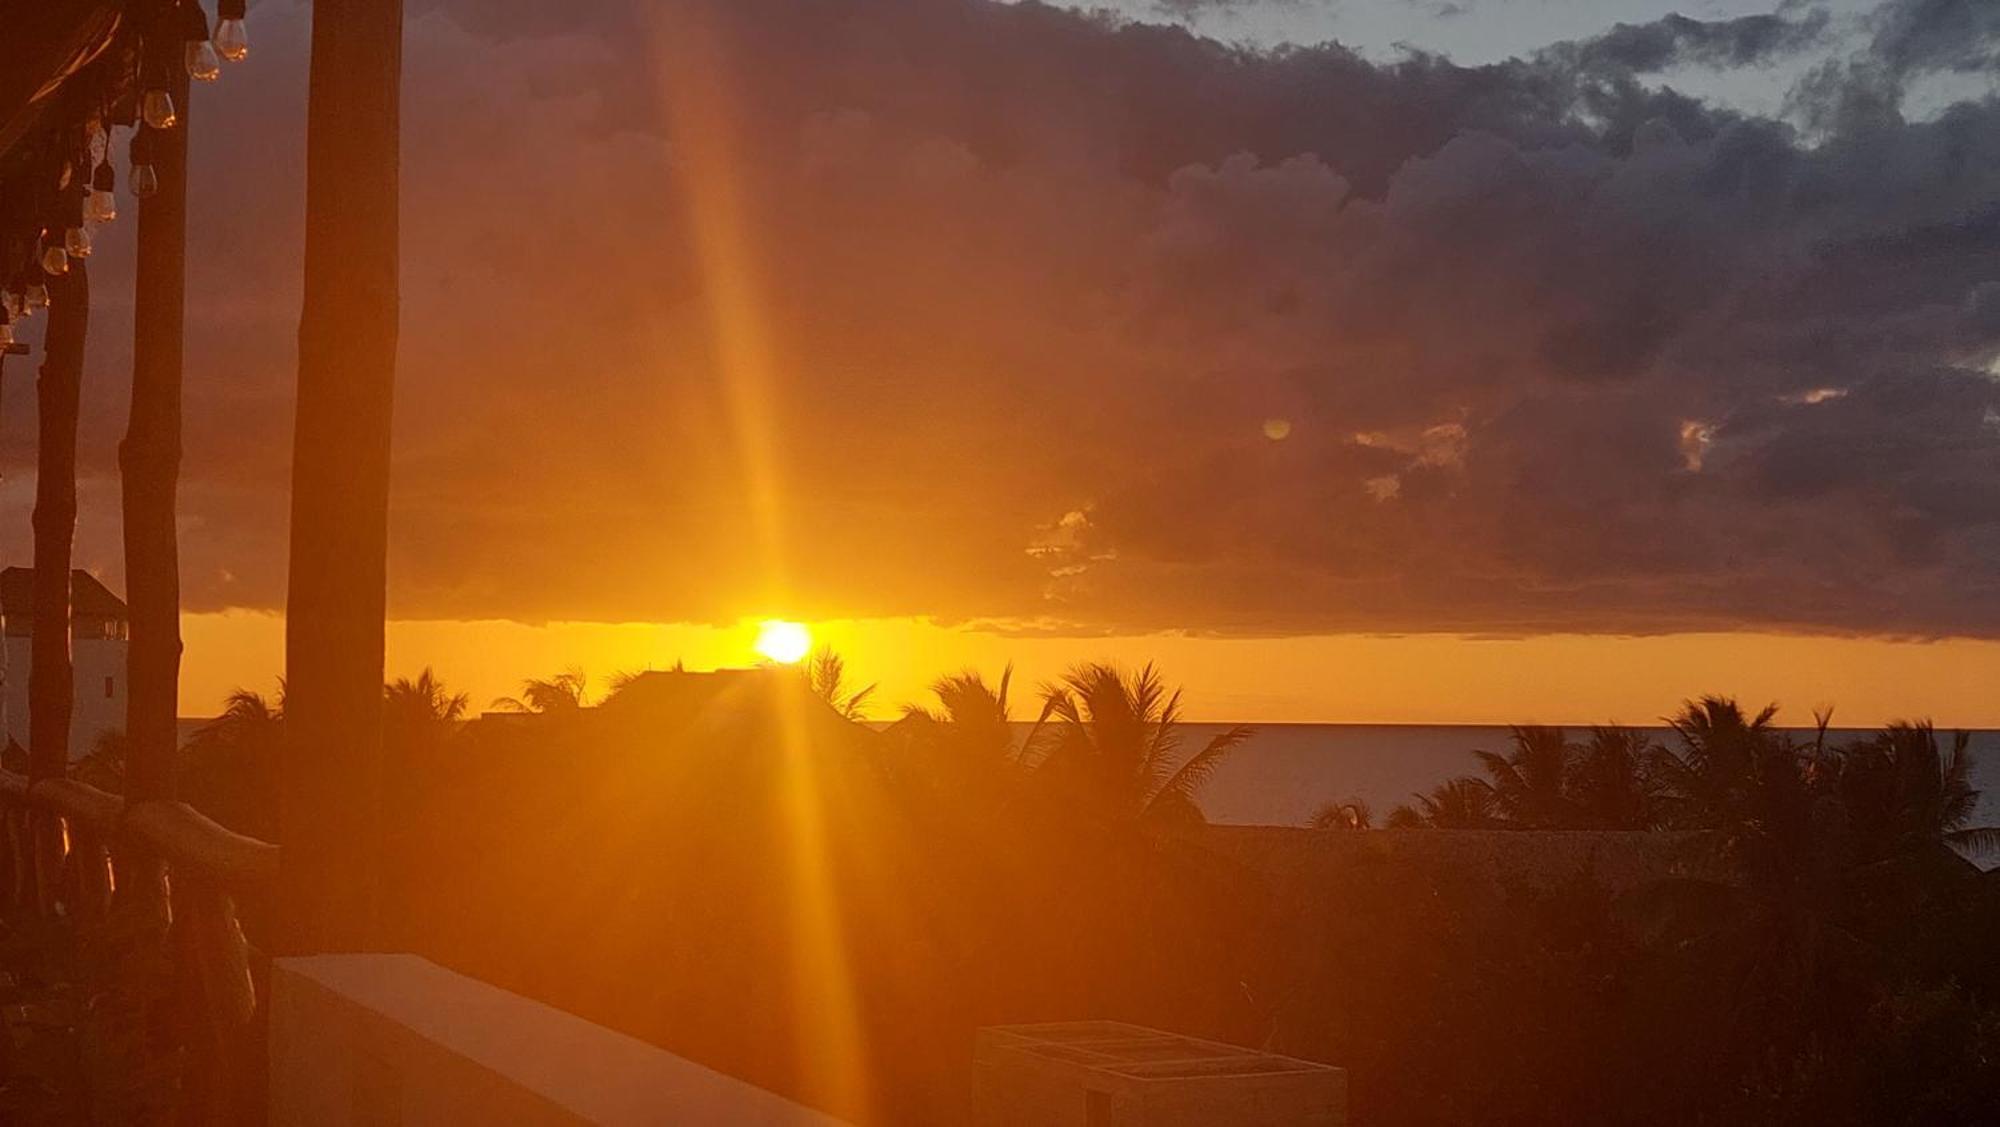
[181,612,2000,728]
[11,2,2000,730]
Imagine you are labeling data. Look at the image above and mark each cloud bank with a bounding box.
[2,0,1998,638]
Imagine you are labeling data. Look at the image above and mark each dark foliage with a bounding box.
[163,673,2000,1124]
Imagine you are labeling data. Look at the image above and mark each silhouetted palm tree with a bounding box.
[186,686,285,750]
[180,687,286,838]
[1310,797,1373,830]
[900,665,1039,766]
[1388,777,1501,829]
[1569,725,1664,830]
[1033,662,1252,827]
[75,728,127,793]
[493,668,591,715]
[384,668,469,747]
[1474,725,1576,828]
[892,666,1047,809]
[807,647,875,721]
[1635,696,1878,1082]
[1652,695,1783,830]
[1835,720,2000,863]
[597,662,687,706]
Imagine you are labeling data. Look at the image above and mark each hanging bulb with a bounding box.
[216,18,249,62]
[64,227,92,259]
[40,244,68,276]
[141,89,178,130]
[132,163,160,199]
[185,40,222,82]
[2,291,21,319]
[87,163,117,223]
[25,283,50,311]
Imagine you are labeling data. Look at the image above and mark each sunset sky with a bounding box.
[5,0,2000,723]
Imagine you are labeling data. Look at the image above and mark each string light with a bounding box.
[87,162,117,223]
[216,0,250,63]
[130,129,158,200]
[141,88,178,130]
[2,0,254,309]
[186,40,222,83]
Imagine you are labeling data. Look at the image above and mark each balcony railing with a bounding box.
[0,767,274,1122]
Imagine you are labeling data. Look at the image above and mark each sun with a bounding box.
[753,619,813,665]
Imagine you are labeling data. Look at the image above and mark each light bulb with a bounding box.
[132,163,160,199]
[3,292,21,319]
[185,40,222,82]
[41,245,68,276]
[64,227,92,259]
[86,188,116,223]
[141,89,178,130]
[25,283,50,311]
[215,19,249,62]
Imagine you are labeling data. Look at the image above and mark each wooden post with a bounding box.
[123,53,191,805]
[105,63,188,1112]
[30,261,86,780]
[278,0,404,955]
[30,261,87,911]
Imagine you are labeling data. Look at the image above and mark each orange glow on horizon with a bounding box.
[175,611,2000,730]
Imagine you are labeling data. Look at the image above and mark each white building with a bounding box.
[0,567,129,762]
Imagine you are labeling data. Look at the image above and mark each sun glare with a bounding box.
[755,619,813,665]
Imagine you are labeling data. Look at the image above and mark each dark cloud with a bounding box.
[1870,0,2000,78]
[1547,10,1832,76]
[3,0,1998,639]
[1146,0,1310,18]
[1787,0,2000,134]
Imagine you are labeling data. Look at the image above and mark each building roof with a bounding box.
[0,567,127,620]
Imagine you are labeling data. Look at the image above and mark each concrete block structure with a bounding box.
[975,1021,1345,1127]
[0,568,128,760]
[271,954,847,1126]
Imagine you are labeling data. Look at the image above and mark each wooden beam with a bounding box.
[279,0,404,955]
[121,51,190,803]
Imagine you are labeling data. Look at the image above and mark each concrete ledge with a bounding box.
[271,953,845,1126]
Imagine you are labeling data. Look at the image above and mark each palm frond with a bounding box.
[1945,825,2000,859]
[1310,798,1373,831]
[1149,725,1253,812]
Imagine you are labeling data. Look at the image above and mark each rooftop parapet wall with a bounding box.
[271,954,848,1127]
